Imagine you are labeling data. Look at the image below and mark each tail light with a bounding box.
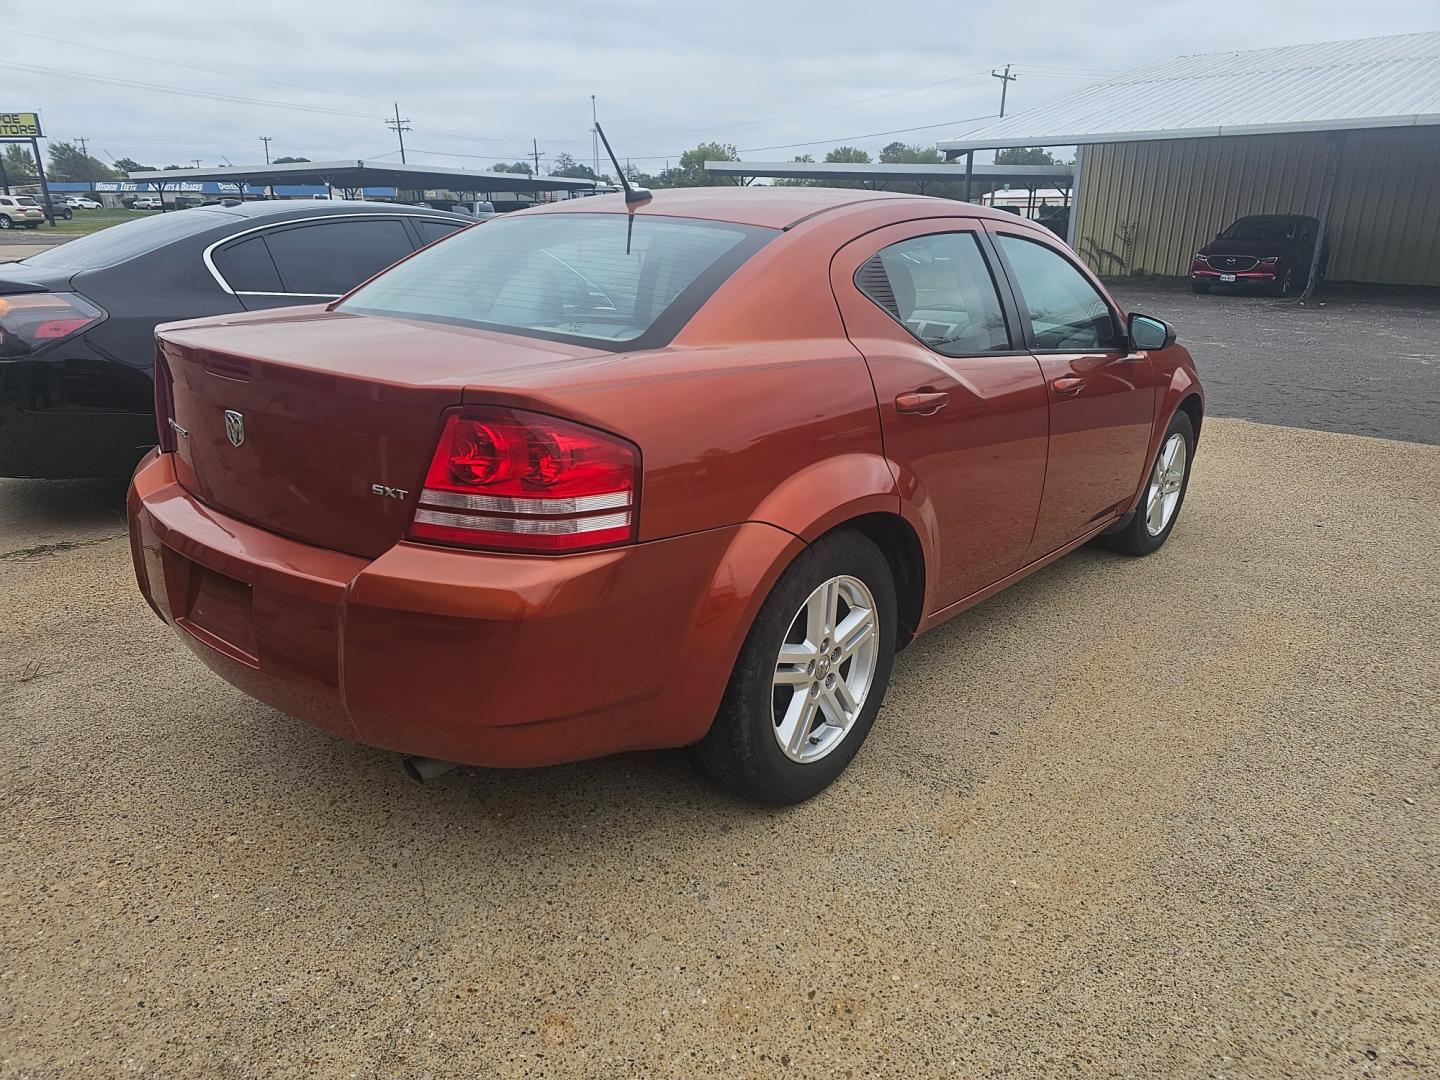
[408,407,640,554]
[0,292,105,359]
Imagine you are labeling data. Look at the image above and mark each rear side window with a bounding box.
[263,219,416,296]
[417,220,465,245]
[212,235,283,293]
[18,208,235,270]
[856,231,1011,355]
[337,213,775,350]
[995,234,1121,351]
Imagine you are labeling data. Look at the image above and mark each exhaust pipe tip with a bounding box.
[402,755,460,783]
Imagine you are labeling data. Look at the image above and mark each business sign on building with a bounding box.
[0,113,43,139]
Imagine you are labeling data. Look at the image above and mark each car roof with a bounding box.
[525,187,1019,230]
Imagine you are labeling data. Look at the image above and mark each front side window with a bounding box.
[338,212,774,350]
[855,231,1010,355]
[995,233,1120,351]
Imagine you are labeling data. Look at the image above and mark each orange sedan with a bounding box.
[129,188,1202,804]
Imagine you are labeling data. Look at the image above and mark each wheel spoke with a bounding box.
[817,688,848,729]
[774,666,811,686]
[832,675,859,718]
[1147,490,1166,532]
[779,694,819,755]
[805,581,836,646]
[835,607,875,659]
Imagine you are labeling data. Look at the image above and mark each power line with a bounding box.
[0,58,381,119]
[736,113,1000,154]
[6,28,391,105]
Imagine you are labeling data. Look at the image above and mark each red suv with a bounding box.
[129,189,1203,804]
[1190,214,1327,296]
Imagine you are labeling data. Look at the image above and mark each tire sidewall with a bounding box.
[1133,411,1195,552]
[720,532,898,803]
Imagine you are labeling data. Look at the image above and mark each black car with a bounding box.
[1190,213,1329,296]
[0,201,470,478]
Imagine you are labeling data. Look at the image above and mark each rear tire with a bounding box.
[1099,410,1195,556]
[692,530,897,805]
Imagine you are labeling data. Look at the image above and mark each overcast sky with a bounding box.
[5,1,1436,175]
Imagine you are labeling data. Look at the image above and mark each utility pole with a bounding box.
[190,159,201,168]
[529,138,545,176]
[77,136,92,187]
[590,95,599,178]
[991,64,1018,117]
[260,136,272,164]
[386,103,411,164]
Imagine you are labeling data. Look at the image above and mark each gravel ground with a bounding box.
[1109,281,1439,445]
[1,417,1436,1079]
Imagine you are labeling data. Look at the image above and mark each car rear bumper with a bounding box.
[128,450,801,768]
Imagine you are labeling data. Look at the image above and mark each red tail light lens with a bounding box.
[408,407,640,553]
[0,292,104,359]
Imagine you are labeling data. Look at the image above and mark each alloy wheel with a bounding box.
[1144,433,1187,536]
[771,574,880,764]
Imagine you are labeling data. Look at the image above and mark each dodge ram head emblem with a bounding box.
[223,410,245,447]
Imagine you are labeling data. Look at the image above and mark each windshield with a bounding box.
[20,207,240,270]
[338,212,775,350]
[1222,217,1302,242]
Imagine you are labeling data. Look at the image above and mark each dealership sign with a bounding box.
[0,112,43,139]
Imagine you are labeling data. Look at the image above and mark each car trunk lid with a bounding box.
[158,309,608,559]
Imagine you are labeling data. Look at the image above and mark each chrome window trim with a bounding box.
[201,212,464,298]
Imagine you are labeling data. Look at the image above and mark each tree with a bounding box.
[993,146,1057,165]
[668,142,740,187]
[823,146,871,164]
[623,163,660,187]
[549,152,609,183]
[879,142,943,165]
[491,161,533,175]
[2,144,37,181]
[112,157,152,174]
[46,141,117,182]
[272,156,310,164]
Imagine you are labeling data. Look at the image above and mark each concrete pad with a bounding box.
[0,418,1435,1078]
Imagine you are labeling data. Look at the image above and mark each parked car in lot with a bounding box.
[128,188,1204,804]
[131,196,164,210]
[25,193,74,220]
[0,201,470,478]
[0,195,46,229]
[66,196,103,210]
[1190,213,1327,296]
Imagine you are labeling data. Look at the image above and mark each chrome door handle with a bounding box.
[895,390,950,415]
[1052,375,1086,396]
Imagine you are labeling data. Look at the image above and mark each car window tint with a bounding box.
[264,219,416,296]
[417,220,465,245]
[856,231,1010,355]
[212,235,283,293]
[995,234,1119,351]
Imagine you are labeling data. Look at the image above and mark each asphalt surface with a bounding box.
[1109,281,1439,445]
[2,417,1436,1079]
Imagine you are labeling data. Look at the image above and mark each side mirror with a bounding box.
[1128,312,1175,351]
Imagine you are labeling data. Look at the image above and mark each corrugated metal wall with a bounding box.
[1073,126,1440,286]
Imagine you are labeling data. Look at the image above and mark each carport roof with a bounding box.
[939,30,1440,152]
[704,161,1073,185]
[125,160,597,193]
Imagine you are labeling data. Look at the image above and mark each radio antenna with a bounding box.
[594,122,650,204]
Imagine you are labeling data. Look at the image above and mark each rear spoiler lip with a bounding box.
[0,276,52,295]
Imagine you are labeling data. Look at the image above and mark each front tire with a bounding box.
[692,530,898,805]
[1099,410,1195,556]
[0,215,11,230]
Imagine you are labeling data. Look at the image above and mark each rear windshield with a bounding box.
[20,207,240,270]
[337,212,775,350]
